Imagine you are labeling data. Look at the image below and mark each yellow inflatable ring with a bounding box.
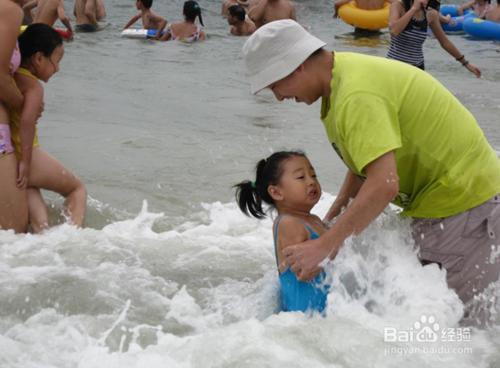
[338,1,390,31]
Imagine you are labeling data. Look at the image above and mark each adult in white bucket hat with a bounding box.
[242,19,500,324]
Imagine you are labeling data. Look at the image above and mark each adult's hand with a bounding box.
[411,0,427,11]
[283,237,338,281]
[465,62,481,78]
[16,160,30,189]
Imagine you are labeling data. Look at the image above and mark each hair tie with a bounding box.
[251,181,257,189]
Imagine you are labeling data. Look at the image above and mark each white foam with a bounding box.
[0,194,498,367]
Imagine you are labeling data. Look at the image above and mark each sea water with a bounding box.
[1,0,499,366]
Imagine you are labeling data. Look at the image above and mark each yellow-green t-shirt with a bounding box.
[321,52,500,218]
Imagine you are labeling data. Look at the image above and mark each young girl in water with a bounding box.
[12,23,86,232]
[235,151,330,313]
[159,0,205,42]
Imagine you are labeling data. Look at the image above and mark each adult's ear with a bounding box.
[268,184,283,202]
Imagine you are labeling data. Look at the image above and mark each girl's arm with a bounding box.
[323,170,364,223]
[123,13,141,29]
[276,216,310,273]
[0,3,24,110]
[16,77,43,189]
[457,0,474,15]
[389,0,425,36]
[428,10,481,77]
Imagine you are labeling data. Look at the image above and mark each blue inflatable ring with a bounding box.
[463,16,500,40]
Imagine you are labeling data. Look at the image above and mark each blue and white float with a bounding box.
[463,16,500,40]
[121,29,163,39]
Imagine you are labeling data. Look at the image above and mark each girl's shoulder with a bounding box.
[274,215,310,250]
[14,70,41,93]
[274,215,309,236]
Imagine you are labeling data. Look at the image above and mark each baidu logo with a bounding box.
[413,315,440,342]
[384,315,470,343]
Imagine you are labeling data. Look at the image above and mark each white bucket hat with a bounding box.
[242,20,326,94]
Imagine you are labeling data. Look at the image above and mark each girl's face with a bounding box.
[269,156,322,212]
[33,44,64,83]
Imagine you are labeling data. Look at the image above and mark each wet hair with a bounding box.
[183,0,204,26]
[228,4,246,21]
[234,151,306,219]
[139,0,153,9]
[18,23,62,63]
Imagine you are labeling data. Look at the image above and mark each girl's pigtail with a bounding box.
[234,159,268,219]
[234,180,265,219]
[198,8,204,26]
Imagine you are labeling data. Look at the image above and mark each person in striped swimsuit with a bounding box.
[387,0,481,76]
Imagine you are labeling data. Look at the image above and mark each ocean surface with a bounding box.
[1,0,499,367]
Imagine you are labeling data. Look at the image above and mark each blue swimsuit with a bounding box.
[273,216,330,313]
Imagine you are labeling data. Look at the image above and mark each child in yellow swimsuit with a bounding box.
[11,23,87,232]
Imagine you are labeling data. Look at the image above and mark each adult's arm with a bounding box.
[389,0,425,36]
[457,0,474,15]
[57,0,73,34]
[284,151,399,281]
[84,0,97,24]
[96,0,106,20]
[0,3,24,110]
[427,10,481,77]
[323,169,363,223]
[248,0,267,25]
[22,0,38,12]
[333,0,351,18]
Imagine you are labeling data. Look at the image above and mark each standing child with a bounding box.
[123,0,167,40]
[11,23,86,232]
[235,151,330,313]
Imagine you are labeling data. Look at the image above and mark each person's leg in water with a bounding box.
[0,123,28,232]
[27,187,49,233]
[0,152,28,232]
[28,147,87,227]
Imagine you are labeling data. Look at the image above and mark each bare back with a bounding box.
[74,0,96,25]
[356,0,385,10]
[141,10,164,29]
[262,0,295,24]
[34,0,59,26]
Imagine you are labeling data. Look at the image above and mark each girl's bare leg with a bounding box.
[0,153,28,233]
[28,147,87,227]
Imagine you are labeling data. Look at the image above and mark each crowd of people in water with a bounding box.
[1,0,500,322]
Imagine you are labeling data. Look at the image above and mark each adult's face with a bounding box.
[268,65,319,105]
